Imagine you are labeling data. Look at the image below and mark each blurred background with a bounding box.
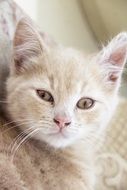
[14,0,127,95]
[14,0,127,52]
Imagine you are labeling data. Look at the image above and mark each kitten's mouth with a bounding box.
[49,130,69,139]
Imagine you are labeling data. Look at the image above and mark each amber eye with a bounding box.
[37,90,54,103]
[77,98,95,110]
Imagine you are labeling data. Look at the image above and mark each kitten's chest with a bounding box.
[14,141,93,190]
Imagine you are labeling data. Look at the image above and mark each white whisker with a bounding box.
[8,127,35,157]
[1,120,34,135]
[10,128,41,162]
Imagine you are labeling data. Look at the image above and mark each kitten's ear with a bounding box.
[98,32,127,85]
[13,17,45,74]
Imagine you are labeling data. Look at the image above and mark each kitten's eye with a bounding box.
[77,98,95,110]
[37,90,54,103]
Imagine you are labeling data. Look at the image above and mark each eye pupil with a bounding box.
[41,93,45,98]
[84,101,87,106]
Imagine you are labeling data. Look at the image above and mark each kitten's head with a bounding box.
[6,18,127,148]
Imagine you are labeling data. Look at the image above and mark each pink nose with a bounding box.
[53,115,71,128]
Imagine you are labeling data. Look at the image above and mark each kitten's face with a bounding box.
[6,19,127,148]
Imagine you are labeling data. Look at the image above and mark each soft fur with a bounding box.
[0,18,127,190]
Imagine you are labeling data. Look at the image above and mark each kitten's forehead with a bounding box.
[44,48,89,93]
[27,47,102,100]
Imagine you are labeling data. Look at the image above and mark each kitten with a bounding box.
[0,17,127,190]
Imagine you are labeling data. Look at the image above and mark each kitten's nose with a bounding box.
[53,115,71,129]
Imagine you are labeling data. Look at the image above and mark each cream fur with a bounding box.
[0,18,127,189]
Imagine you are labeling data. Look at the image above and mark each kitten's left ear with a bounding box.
[13,17,46,74]
[98,32,127,84]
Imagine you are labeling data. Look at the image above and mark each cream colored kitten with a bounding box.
[0,18,127,190]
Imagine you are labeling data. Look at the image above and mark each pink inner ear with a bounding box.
[107,48,126,82]
[109,47,126,66]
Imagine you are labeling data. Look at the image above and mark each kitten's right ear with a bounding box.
[97,32,127,86]
[13,17,45,74]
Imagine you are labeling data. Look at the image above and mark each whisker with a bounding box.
[10,128,41,162]
[2,116,52,129]
[8,127,35,157]
[1,121,34,135]
[2,118,53,139]
[2,118,33,128]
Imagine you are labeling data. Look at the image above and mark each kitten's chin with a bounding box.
[34,131,81,149]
